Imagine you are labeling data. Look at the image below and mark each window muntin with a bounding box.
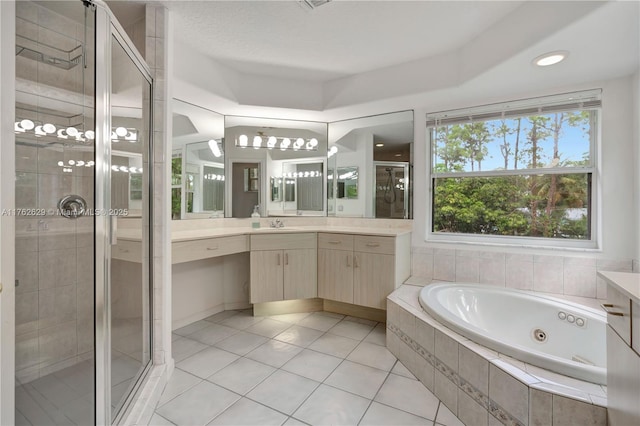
[429,96,599,244]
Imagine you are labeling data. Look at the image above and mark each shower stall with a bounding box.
[13,1,153,424]
[374,161,409,219]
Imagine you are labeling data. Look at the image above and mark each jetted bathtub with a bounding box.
[419,283,606,385]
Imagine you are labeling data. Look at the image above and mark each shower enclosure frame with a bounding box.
[0,1,16,425]
[0,0,154,424]
[94,1,155,424]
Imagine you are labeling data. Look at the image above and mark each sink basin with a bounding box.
[252,227,300,232]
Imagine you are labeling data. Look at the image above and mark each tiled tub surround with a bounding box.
[410,247,634,300]
[387,284,607,426]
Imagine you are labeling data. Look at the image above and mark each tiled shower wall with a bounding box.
[14,1,95,383]
[411,246,633,300]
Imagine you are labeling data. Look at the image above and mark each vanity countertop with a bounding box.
[117,225,411,242]
[172,226,411,242]
[598,270,640,302]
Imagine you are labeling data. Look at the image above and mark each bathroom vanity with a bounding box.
[598,271,640,426]
[117,218,411,328]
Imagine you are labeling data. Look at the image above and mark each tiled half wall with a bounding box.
[386,287,607,426]
[411,247,634,300]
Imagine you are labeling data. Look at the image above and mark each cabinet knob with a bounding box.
[366,242,380,247]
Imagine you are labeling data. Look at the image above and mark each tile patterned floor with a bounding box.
[153,310,464,426]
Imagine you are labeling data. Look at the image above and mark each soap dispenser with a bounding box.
[251,205,261,229]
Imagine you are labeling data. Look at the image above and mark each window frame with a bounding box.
[426,92,601,250]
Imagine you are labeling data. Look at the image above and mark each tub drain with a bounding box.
[532,328,547,343]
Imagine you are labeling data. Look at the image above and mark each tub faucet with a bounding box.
[270,219,284,228]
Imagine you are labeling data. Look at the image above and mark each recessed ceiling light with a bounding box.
[394,153,402,157]
[533,51,568,67]
[375,143,384,147]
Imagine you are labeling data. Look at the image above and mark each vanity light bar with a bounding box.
[110,165,143,174]
[15,119,137,144]
[272,171,322,179]
[204,174,225,181]
[235,134,319,151]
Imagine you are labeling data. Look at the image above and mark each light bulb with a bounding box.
[66,127,78,137]
[111,165,119,171]
[253,136,262,149]
[115,127,127,137]
[309,138,318,147]
[238,134,248,147]
[267,136,277,148]
[57,161,64,167]
[68,160,75,165]
[282,138,291,147]
[294,138,304,148]
[85,130,95,140]
[21,119,35,130]
[119,166,128,172]
[42,123,56,134]
[76,161,85,166]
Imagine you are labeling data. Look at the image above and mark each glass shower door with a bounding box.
[14,1,96,424]
[106,29,152,422]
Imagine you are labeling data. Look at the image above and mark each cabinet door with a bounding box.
[353,252,394,309]
[250,250,284,303]
[318,248,353,304]
[607,326,640,426]
[283,249,317,300]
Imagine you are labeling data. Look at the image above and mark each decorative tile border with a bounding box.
[387,321,525,426]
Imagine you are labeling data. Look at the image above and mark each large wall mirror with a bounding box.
[171,102,412,220]
[172,100,225,219]
[224,116,328,217]
[327,110,413,219]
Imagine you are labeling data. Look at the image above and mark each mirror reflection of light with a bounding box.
[208,139,222,157]
[253,136,262,149]
[238,134,248,147]
[21,119,35,130]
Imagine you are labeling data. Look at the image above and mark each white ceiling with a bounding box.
[169,0,523,82]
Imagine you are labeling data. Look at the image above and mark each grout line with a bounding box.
[157,311,450,425]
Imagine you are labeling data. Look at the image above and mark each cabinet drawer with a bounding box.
[251,233,316,251]
[605,284,632,345]
[354,235,395,255]
[112,240,142,263]
[172,235,249,264]
[318,233,354,251]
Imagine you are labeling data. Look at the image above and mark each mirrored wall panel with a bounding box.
[172,100,224,219]
[327,110,413,219]
[224,116,328,217]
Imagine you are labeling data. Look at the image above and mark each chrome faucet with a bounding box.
[270,219,284,228]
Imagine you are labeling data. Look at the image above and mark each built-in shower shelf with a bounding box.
[16,34,82,70]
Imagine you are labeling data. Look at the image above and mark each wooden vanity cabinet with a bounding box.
[318,234,355,304]
[250,233,317,303]
[318,232,410,310]
[599,272,640,426]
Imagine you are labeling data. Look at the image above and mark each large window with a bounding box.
[428,90,600,246]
